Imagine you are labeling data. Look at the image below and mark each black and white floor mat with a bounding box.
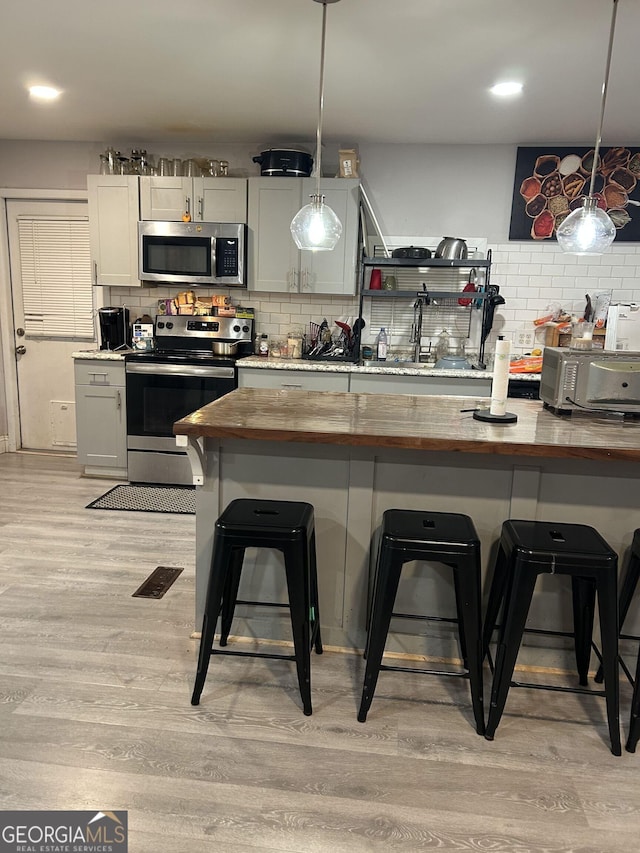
[86,484,195,515]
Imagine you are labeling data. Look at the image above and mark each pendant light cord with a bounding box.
[314,1,328,199]
[588,0,619,196]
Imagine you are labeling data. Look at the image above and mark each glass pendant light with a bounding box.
[290,0,343,252]
[556,0,619,255]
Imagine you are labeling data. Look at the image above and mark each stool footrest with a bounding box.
[380,663,469,679]
[235,599,289,609]
[509,679,606,697]
[490,625,594,641]
[211,648,296,663]
[391,612,459,625]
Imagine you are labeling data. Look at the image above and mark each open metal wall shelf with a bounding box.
[357,249,496,368]
[361,256,491,269]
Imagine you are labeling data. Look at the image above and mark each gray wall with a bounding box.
[0,139,518,234]
[357,143,516,243]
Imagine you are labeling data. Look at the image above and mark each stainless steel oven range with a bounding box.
[125,314,254,485]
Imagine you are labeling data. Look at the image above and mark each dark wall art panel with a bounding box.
[509,146,640,242]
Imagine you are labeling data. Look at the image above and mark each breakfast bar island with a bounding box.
[174,388,640,665]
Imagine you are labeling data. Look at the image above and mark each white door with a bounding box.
[7,199,94,451]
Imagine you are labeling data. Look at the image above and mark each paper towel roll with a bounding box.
[489,337,511,417]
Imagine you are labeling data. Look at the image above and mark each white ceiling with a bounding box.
[1,0,638,148]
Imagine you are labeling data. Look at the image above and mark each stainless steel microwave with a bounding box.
[138,220,247,286]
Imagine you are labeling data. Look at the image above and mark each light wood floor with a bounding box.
[0,451,638,852]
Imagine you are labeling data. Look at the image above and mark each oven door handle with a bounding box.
[126,362,235,379]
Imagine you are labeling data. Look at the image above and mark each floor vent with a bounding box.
[133,566,184,599]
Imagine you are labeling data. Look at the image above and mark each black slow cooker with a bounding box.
[252,149,313,177]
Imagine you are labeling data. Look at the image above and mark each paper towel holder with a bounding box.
[473,335,518,424]
[472,409,518,424]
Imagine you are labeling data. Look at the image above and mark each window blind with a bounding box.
[18,216,94,338]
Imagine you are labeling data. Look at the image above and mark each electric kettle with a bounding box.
[435,237,468,260]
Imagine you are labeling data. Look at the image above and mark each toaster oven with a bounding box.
[540,347,640,414]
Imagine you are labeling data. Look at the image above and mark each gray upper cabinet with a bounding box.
[87,175,141,287]
[248,177,359,295]
[139,176,247,223]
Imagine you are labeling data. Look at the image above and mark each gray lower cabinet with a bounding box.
[239,365,491,396]
[350,372,491,397]
[238,367,350,392]
[74,360,127,478]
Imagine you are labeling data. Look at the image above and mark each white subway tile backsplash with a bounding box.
[515,287,539,299]
[502,274,530,287]
[598,277,622,289]
[551,275,575,288]
[527,275,549,288]
[102,238,640,353]
[538,287,562,300]
[611,266,637,278]
[504,298,528,310]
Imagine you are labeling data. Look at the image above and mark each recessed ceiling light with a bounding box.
[490,81,523,97]
[29,85,62,101]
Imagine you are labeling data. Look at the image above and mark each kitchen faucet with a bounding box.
[411,296,424,363]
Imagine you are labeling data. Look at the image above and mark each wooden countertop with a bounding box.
[173,388,640,462]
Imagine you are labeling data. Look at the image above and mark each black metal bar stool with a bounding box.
[482,519,620,755]
[191,499,323,716]
[357,509,485,735]
[628,649,640,753]
[593,529,640,752]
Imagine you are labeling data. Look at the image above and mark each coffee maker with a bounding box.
[98,307,130,350]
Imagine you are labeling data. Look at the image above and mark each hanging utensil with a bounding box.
[480,285,506,346]
[335,320,352,345]
[458,268,477,306]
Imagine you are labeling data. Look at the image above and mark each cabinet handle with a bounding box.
[116,390,122,409]
[302,269,311,290]
[89,372,108,381]
[185,196,191,217]
[197,196,203,219]
[281,383,303,389]
[93,261,98,286]
[288,268,297,291]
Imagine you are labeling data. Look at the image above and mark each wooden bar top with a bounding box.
[174,388,640,462]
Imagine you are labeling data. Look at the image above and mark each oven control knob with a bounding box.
[242,325,250,333]
[157,321,165,329]
[233,324,241,333]
[166,322,173,329]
